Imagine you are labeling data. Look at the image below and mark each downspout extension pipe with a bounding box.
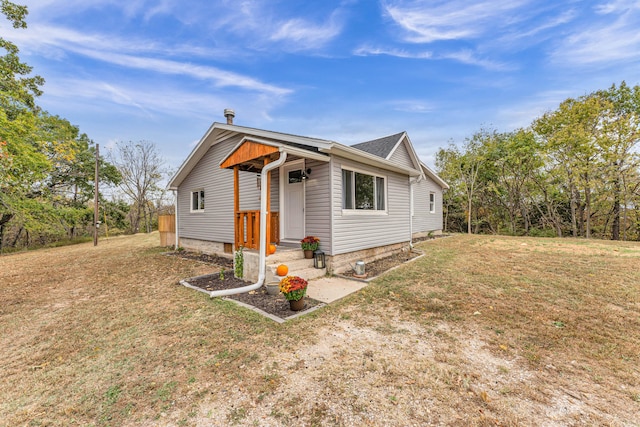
[408,175,423,249]
[173,189,179,251]
[209,151,288,297]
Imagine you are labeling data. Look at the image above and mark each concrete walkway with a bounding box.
[306,276,368,303]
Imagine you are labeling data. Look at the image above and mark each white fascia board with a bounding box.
[385,132,407,160]
[168,123,334,190]
[219,136,330,167]
[168,122,224,190]
[281,145,330,163]
[215,123,334,149]
[324,143,422,177]
[420,161,449,189]
[392,133,423,171]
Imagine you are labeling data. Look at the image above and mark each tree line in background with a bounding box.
[437,81,640,240]
[0,1,169,252]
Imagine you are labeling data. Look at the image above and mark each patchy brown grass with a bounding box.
[1,233,638,426]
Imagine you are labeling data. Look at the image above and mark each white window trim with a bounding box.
[341,167,388,215]
[191,189,205,213]
[429,192,436,214]
[279,159,306,241]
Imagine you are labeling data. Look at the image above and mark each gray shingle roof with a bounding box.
[350,132,405,159]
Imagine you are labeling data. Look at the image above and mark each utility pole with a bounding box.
[94,144,99,246]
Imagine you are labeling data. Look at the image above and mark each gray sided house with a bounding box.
[168,115,448,274]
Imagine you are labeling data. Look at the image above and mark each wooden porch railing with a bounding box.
[235,211,279,250]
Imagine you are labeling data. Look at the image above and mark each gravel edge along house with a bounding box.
[168,110,448,281]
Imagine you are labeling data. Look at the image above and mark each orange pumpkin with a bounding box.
[268,244,277,255]
[276,264,288,276]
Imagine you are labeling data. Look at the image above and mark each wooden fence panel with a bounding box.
[159,214,176,247]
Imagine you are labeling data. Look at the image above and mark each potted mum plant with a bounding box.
[300,236,320,259]
[279,275,308,311]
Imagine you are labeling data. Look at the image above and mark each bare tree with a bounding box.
[109,141,165,234]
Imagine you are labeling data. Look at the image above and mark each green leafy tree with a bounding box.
[0,3,121,249]
[436,130,493,234]
[436,143,465,233]
[595,82,640,240]
[0,0,44,114]
[437,81,640,240]
[534,95,606,238]
[483,129,542,234]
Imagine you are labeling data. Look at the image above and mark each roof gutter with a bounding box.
[209,150,288,298]
[323,144,422,177]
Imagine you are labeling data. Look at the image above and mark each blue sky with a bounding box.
[3,0,640,169]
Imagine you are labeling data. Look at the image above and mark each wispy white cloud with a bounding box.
[25,0,344,53]
[270,12,344,51]
[2,24,290,96]
[99,82,154,117]
[42,78,199,117]
[552,2,640,66]
[42,75,287,126]
[389,100,436,113]
[353,45,432,59]
[353,44,508,70]
[4,23,236,60]
[440,50,512,71]
[595,0,640,14]
[169,1,347,52]
[382,0,531,43]
[25,0,159,20]
[75,48,291,96]
[497,89,574,129]
[501,9,577,42]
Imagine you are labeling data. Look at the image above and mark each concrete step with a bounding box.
[291,266,327,282]
[267,257,315,273]
[264,265,326,285]
[266,258,325,281]
[266,247,308,263]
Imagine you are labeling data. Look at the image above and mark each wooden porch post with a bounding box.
[233,166,240,249]
[264,157,271,254]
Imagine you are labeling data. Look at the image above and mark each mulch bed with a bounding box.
[167,250,322,319]
[169,244,429,318]
[339,250,422,278]
[184,273,322,319]
[165,251,234,269]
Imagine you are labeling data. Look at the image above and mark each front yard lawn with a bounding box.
[1,233,638,426]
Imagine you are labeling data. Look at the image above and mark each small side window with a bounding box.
[191,190,205,211]
[429,192,435,213]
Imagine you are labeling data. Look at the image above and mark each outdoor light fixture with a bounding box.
[313,250,325,269]
[301,168,312,180]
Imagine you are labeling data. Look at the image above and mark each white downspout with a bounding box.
[173,189,179,250]
[409,175,423,249]
[209,151,288,297]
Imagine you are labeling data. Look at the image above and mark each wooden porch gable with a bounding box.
[220,140,279,170]
[220,140,280,251]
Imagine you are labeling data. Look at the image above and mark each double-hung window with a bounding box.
[191,190,205,212]
[429,192,435,213]
[342,169,386,212]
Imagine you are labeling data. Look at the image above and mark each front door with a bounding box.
[281,161,305,241]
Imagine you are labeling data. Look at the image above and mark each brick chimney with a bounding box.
[224,108,235,125]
